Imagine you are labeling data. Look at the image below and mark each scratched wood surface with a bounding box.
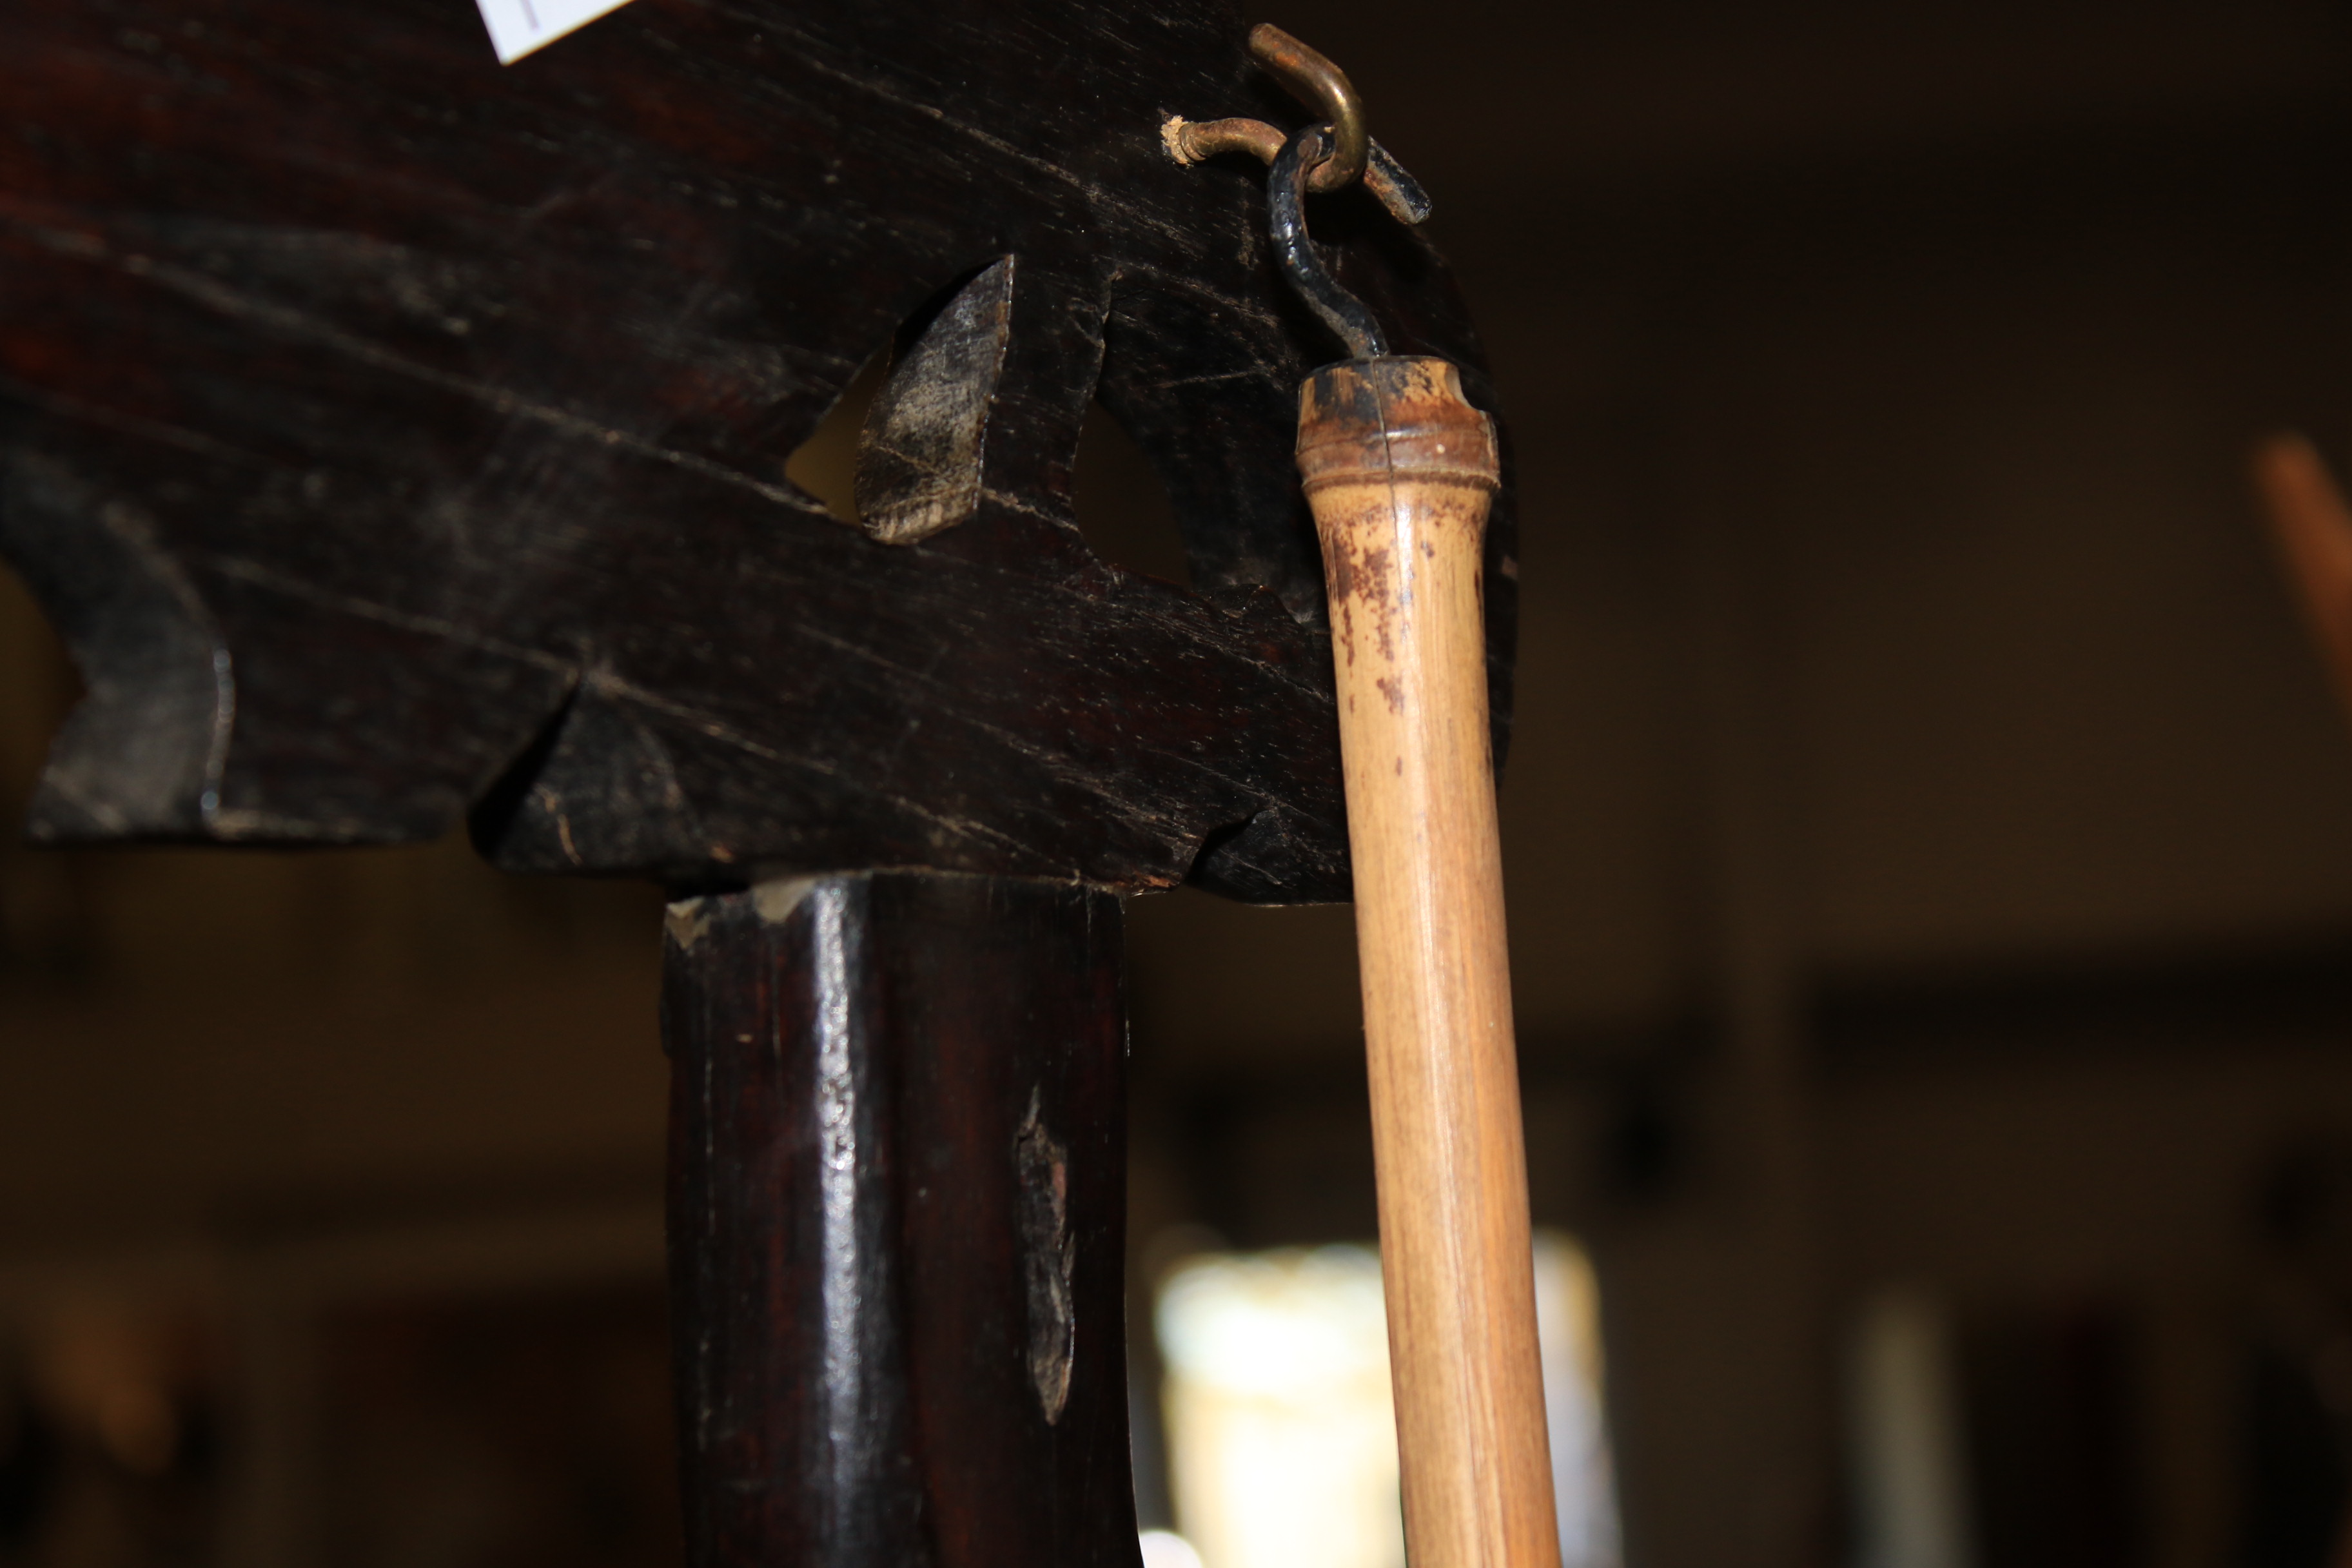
[0,0,1514,901]
[663,872,1133,1567]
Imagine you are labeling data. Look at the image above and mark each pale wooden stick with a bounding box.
[1297,356,1560,1568]
[2254,432,2352,723]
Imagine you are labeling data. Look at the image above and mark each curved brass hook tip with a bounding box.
[1249,23,1369,194]
[1165,115,1432,228]
[1166,114,1287,167]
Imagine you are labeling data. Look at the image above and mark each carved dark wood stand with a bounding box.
[0,3,1513,1562]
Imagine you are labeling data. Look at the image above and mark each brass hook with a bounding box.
[1248,24,1367,195]
[1163,25,1432,226]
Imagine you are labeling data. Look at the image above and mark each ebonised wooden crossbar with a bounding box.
[0,3,1515,1562]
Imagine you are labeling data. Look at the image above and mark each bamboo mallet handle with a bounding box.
[1298,356,1560,1568]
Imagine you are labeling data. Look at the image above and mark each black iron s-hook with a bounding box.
[1268,126,1388,361]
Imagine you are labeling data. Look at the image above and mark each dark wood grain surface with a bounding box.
[0,0,1514,902]
[663,872,1135,1567]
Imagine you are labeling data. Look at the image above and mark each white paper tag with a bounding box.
[476,0,638,64]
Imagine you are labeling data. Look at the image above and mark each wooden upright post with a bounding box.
[661,872,1138,1568]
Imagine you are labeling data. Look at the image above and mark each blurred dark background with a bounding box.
[15,1,2352,1565]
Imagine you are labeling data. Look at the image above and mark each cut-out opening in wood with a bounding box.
[786,261,1017,546]
[855,260,1016,545]
[783,349,890,526]
[1075,401,1191,587]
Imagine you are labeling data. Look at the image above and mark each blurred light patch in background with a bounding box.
[1153,1232,1617,1568]
[1846,1286,1974,1568]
